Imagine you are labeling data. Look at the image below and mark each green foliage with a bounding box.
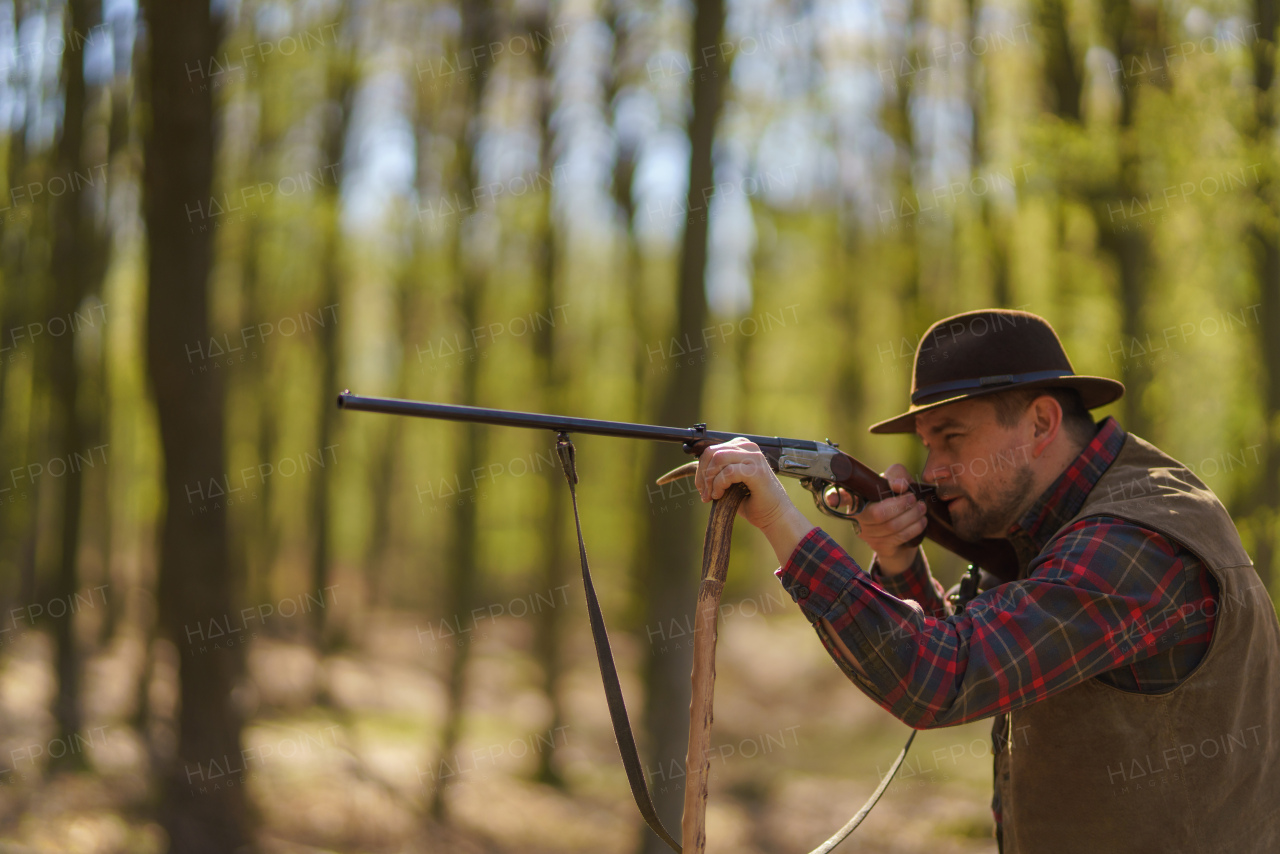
[2,0,1279,847]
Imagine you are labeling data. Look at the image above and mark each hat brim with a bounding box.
[868,376,1126,435]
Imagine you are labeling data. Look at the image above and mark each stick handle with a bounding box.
[682,482,749,854]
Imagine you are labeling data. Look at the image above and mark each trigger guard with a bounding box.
[809,481,865,519]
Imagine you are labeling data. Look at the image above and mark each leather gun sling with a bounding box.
[556,436,916,854]
[556,436,684,852]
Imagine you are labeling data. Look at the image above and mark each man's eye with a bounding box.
[944,433,962,442]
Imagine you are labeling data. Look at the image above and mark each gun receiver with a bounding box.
[336,392,1018,582]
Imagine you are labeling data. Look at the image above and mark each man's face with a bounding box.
[914,397,1037,542]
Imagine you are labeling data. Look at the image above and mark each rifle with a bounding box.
[337,391,1012,852]
[335,392,1019,583]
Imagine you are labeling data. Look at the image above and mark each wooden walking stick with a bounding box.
[673,472,921,854]
[682,481,749,854]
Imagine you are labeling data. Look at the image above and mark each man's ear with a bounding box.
[1029,394,1062,457]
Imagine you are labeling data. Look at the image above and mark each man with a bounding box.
[693,309,1280,853]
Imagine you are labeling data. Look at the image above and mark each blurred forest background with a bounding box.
[0,0,1278,850]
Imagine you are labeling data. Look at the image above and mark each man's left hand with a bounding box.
[694,438,816,564]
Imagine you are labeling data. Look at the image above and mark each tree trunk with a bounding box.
[966,0,1010,306]
[830,213,864,445]
[1250,5,1279,591]
[1035,0,1081,327]
[0,0,26,617]
[528,0,567,789]
[1093,0,1164,440]
[240,73,281,616]
[881,0,926,476]
[3,0,46,616]
[605,0,657,557]
[361,367,405,610]
[141,0,250,849]
[637,0,729,849]
[47,0,97,771]
[1039,0,1158,439]
[367,20,432,613]
[1036,0,1082,122]
[310,12,353,651]
[362,278,410,610]
[430,0,497,823]
[92,43,127,647]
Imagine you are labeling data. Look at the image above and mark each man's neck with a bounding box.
[1007,432,1091,534]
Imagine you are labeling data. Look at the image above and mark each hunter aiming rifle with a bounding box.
[337,391,1012,853]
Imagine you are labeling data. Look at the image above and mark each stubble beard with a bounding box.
[950,464,1036,542]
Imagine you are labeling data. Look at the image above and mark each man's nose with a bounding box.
[921,453,952,485]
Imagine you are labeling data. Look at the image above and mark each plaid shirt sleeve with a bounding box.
[775,518,1215,728]
[868,551,949,619]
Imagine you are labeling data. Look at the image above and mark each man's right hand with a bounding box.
[852,463,928,577]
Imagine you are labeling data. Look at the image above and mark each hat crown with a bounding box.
[869,308,1124,434]
[910,310,1074,406]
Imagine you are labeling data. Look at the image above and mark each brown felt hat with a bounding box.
[869,309,1125,435]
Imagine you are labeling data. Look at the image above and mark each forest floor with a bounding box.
[0,604,997,853]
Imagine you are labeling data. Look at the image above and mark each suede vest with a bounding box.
[995,433,1280,854]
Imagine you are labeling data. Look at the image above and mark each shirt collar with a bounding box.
[1006,417,1126,569]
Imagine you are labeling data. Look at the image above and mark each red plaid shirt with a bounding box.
[776,418,1219,728]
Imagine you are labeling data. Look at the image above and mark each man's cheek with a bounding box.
[956,480,984,514]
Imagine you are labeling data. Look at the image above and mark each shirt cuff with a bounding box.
[775,527,863,621]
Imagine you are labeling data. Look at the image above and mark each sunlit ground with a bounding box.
[0,606,996,853]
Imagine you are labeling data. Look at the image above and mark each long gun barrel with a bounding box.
[336,391,1018,581]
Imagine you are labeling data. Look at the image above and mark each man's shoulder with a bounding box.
[1032,513,1197,587]
[1046,514,1184,557]
[1076,433,1253,571]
